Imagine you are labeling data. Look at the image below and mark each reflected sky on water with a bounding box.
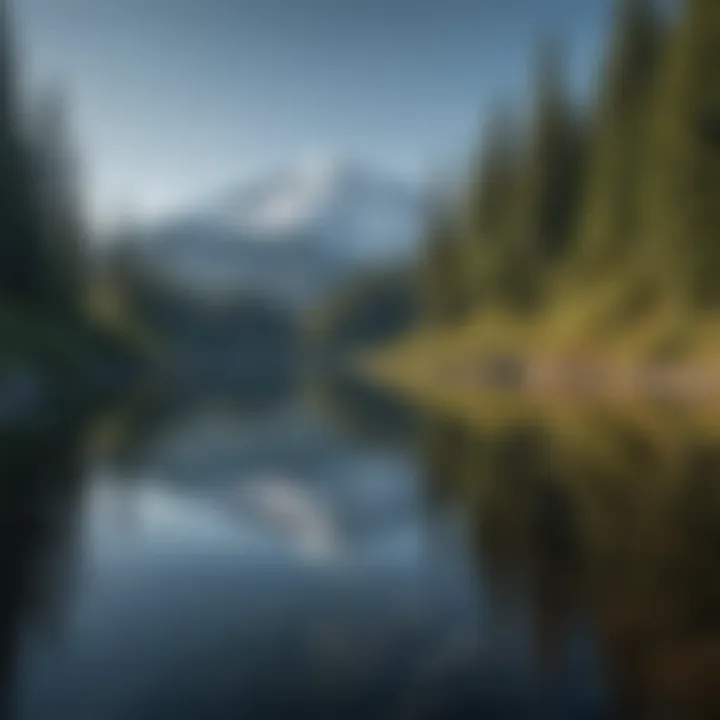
[4,377,720,718]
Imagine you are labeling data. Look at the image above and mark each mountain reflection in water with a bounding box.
[1,377,720,718]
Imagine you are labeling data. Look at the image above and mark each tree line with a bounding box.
[420,0,719,352]
[0,0,152,379]
[423,404,720,715]
[0,0,87,320]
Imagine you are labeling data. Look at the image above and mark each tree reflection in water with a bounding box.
[6,384,720,718]
[0,424,86,720]
[422,400,720,719]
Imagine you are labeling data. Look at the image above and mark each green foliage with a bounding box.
[639,0,720,308]
[575,0,664,281]
[420,199,470,325]
[30,86,88,315]
[511,41,584,272]
[0,1,45,302]
[462,104,521,308]
[418,38,587,320]
[0,1,143,376]
[0,1,79,312]
[416,0,720,348]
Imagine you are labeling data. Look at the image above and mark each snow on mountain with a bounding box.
[127,160,426,306]
[211,158,424,261]
[220,157,344,235]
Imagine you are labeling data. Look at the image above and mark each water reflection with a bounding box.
[0,423,89,720]
[424,401,720,719]
[4,380,720,717]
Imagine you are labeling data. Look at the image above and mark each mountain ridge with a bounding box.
[116,160,427,307]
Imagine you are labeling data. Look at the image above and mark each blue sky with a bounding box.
[16,0,614,230]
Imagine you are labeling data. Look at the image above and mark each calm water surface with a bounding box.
[2,374,718,719]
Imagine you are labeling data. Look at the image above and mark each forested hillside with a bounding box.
[0,1,146,403]
[372,0,720,397]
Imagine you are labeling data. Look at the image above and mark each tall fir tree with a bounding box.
[30,86,87,316]
[509,41,585,310]
[461,103,520,310]
[419,198,467,326]
[639,0,720,308]
[0,0,44,302]
[573,0,664,282]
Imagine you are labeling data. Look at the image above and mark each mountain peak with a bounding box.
[212,159,420,243]
[129,159,425,306]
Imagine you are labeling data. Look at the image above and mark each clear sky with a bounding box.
[16,0,614,230]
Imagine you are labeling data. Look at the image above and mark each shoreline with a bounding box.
[364,351,720,404]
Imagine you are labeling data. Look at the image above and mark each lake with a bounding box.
[2,371,717,719]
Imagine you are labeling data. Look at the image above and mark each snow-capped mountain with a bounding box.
[125,160,426,306]
[212,159,423,262]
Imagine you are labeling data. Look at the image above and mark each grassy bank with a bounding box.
[377,0,720,410]
[364,287,720,427]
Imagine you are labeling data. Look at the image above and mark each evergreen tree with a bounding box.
[509,41,584,309]
[640,0,720,308]
[574,0,664,281]
[0,0,44,302]
[462,103,520,309]
[419,199,467,326]
[30,86,87,316]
